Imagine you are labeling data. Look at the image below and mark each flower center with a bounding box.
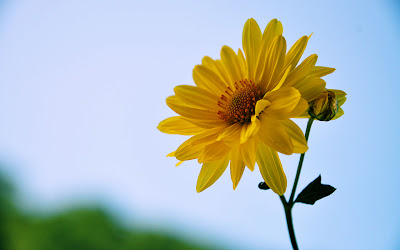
[217,79,264,125]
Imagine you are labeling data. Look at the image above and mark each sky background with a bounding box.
[0,0,399,249]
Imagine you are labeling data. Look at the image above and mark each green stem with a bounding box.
[279,118,314,250]
[280,195,298,250]
[289,118,314,204]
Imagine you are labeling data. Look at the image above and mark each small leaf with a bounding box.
[295,175,336,205]
[258,182,270,190]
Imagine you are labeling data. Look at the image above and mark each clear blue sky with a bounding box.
[0,0,399,249]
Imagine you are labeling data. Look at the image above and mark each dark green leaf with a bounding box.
[258,182,270,190]
[295,175,336,205]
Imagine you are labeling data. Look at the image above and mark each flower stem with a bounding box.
[280,117,314,249]
[289,118,314,204]
[279,196,298,250]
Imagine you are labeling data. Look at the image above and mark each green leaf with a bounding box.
[295,175,336,205]
[258,182,270,190]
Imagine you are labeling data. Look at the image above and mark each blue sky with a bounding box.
[0,0,399,249]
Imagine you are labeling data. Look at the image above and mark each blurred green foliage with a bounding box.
[0,174,215,250]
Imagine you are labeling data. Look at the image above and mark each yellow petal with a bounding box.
[175,128,223,161]
[256,142,287,195]
[167,151,175,157]
[309,66,336,77]
[242,18,262,80]
[221,46,245,82]
[191,128,222,146]
[181,117,228,130]
[255,99,271,116]
[280,119,308,154]
[287,98,309,117]
[255,19,283,81]
[166,96,220,121]
[174,85,219,110]
[284,54,318,87]
[296,109,311,119]
[158,116,206,135]
[175,142,203,161]
[196,154,230,192]
[292,77,326,102]
[271,64,291,92]
[263,86,301,120]
[217,122,242,146]
[175,161,183,167]
[283,36,309,72]
[238,48,247,78]
[259,35,287,91]
[202,56,232,88]
[258,117,293,155]
[240,118,261,144]
[261,19,283,45]
[193,65,227,93]
[230,146,245,190]
[198,141,231,163]
[240,137,257,171]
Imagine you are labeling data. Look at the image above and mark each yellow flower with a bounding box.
[308,89,347,121]
[158,18,332,195]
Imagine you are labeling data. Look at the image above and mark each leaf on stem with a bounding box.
[294,175,336,205]
[258,182,270,190]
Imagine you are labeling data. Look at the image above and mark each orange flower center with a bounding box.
[217,79,264,125]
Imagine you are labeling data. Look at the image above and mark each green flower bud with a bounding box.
[308,90,338,121]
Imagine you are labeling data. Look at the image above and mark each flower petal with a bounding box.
[255,99,271,116]
[175,141,203,161]
[181,117,228,129]
[242,18,262,80]
[230,146,245,190]
[193,65,227,93]
[309,66,336,77]
[238,48,247,78]
[240,118,261,144]
[280,119,308,154]
[202,56,232,88]
[263,86,301,120]
[196,154,230,192]
[296,109,311,119]
[174,85,219,110]
[166,96,220,121]
[284,54,318,87]
[175,128,223,161]
[258,117,293,155]
[255,19,283,81]
[158,116,206,135]
[292,77,326,102]
[271,65,291,92]
[256,142,287,195]
[259,35,287,91]
[240,137,257,171]
[221,46,245,82]
[217,122,242,146]
[287,98,309,117]
[283,36,309,72]
[198,141,231,163]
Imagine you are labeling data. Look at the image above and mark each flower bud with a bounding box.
[308,90,338,121]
